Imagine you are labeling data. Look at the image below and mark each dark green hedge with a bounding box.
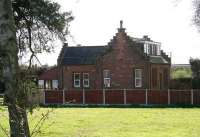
[192,78,200,89]
[170,78,192,89]
[0,82,4,94]
[170,78,200,89]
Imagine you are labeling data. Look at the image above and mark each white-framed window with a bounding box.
[146,44,150,55]
[73,73,81,88]
[152,45,156,55]
[157,45,161,55]
[103,70,111,87]
[38,80,44,89]
[144,42,161,56]
[83,73,89,88]
[135,69,142,87]
[144,43,148,54]
[52,80,58,89]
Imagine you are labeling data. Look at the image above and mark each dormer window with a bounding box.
[144,42,161,56]
[156,45,161,55]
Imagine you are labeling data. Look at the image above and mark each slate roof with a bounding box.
[60,46,106,65]
[150,56,169,64]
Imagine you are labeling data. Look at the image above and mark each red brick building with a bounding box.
[38,67,58,89]
[57,21,171,90]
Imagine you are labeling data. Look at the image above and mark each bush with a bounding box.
[0,82,4,94]
[192,78,200,89]
[170,78,192,89]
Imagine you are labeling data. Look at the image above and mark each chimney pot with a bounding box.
[64,43,68,47]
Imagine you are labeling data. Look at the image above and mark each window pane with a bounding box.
[152,45,156,55]
[38,80,44,88]
[74,73,80,87]
[135,79,142,87]
[75,81,80,85]
[83,73,89,87]
[74,80,80,87]
[144,43,147,54]
[147,44,150,54]
[83,80,89,87]
[52,80,58,89]
[104,78,111,87]
[135,69,142,87]
[135,69,142,78]
[103,70,110,78]
[154,45,157,55]
[75,73,80,79]
[45,80,51,89]
[157,45,161,55]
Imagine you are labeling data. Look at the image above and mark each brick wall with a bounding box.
[59,29,170,90]
[62,65,97,90]
[100,31,150,89]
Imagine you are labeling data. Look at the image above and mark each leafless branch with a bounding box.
[0,123,9,137]
[30,109,54,137]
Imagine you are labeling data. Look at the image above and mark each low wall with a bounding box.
[44,89,200,105]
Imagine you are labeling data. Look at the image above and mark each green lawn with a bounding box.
[171,67,192,79]
[1,107,200,137]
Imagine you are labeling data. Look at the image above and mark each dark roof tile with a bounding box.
[150,56,169,64]
[61,46,106,65]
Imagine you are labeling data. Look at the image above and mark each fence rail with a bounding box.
[44,89,200,105]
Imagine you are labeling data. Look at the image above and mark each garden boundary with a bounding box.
[44,89,200,105]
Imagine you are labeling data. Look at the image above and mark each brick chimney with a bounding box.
[64,42,68,47]
[118,20,126,32]
[143,35,151,41]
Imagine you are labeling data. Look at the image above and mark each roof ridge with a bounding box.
[65,45,106,48]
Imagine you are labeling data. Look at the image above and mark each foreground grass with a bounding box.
[1,107,200,137]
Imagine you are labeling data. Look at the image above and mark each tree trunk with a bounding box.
[0,0,30,137]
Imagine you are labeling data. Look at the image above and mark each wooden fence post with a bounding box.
[43,90,46,105]
[83,88,85,104]
[103,89,105,105]
[124,89,127,105]
[191,89,194,105]
[145,89,148,105]
[168,89,170,105]
[63,90,65,104]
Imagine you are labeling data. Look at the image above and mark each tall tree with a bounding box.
[190,58,200,78]
[190,58,200,89]
[0,0,27,136]
[0,0,73,136]
[193,0,200,31]
[12,0,73,65]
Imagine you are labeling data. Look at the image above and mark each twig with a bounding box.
[30,109,54,137]
[0,123,9,137]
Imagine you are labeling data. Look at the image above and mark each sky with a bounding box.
[37,0,200,66]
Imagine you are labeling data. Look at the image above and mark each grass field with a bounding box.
[171,67,192,79]
[1,107,200,137]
